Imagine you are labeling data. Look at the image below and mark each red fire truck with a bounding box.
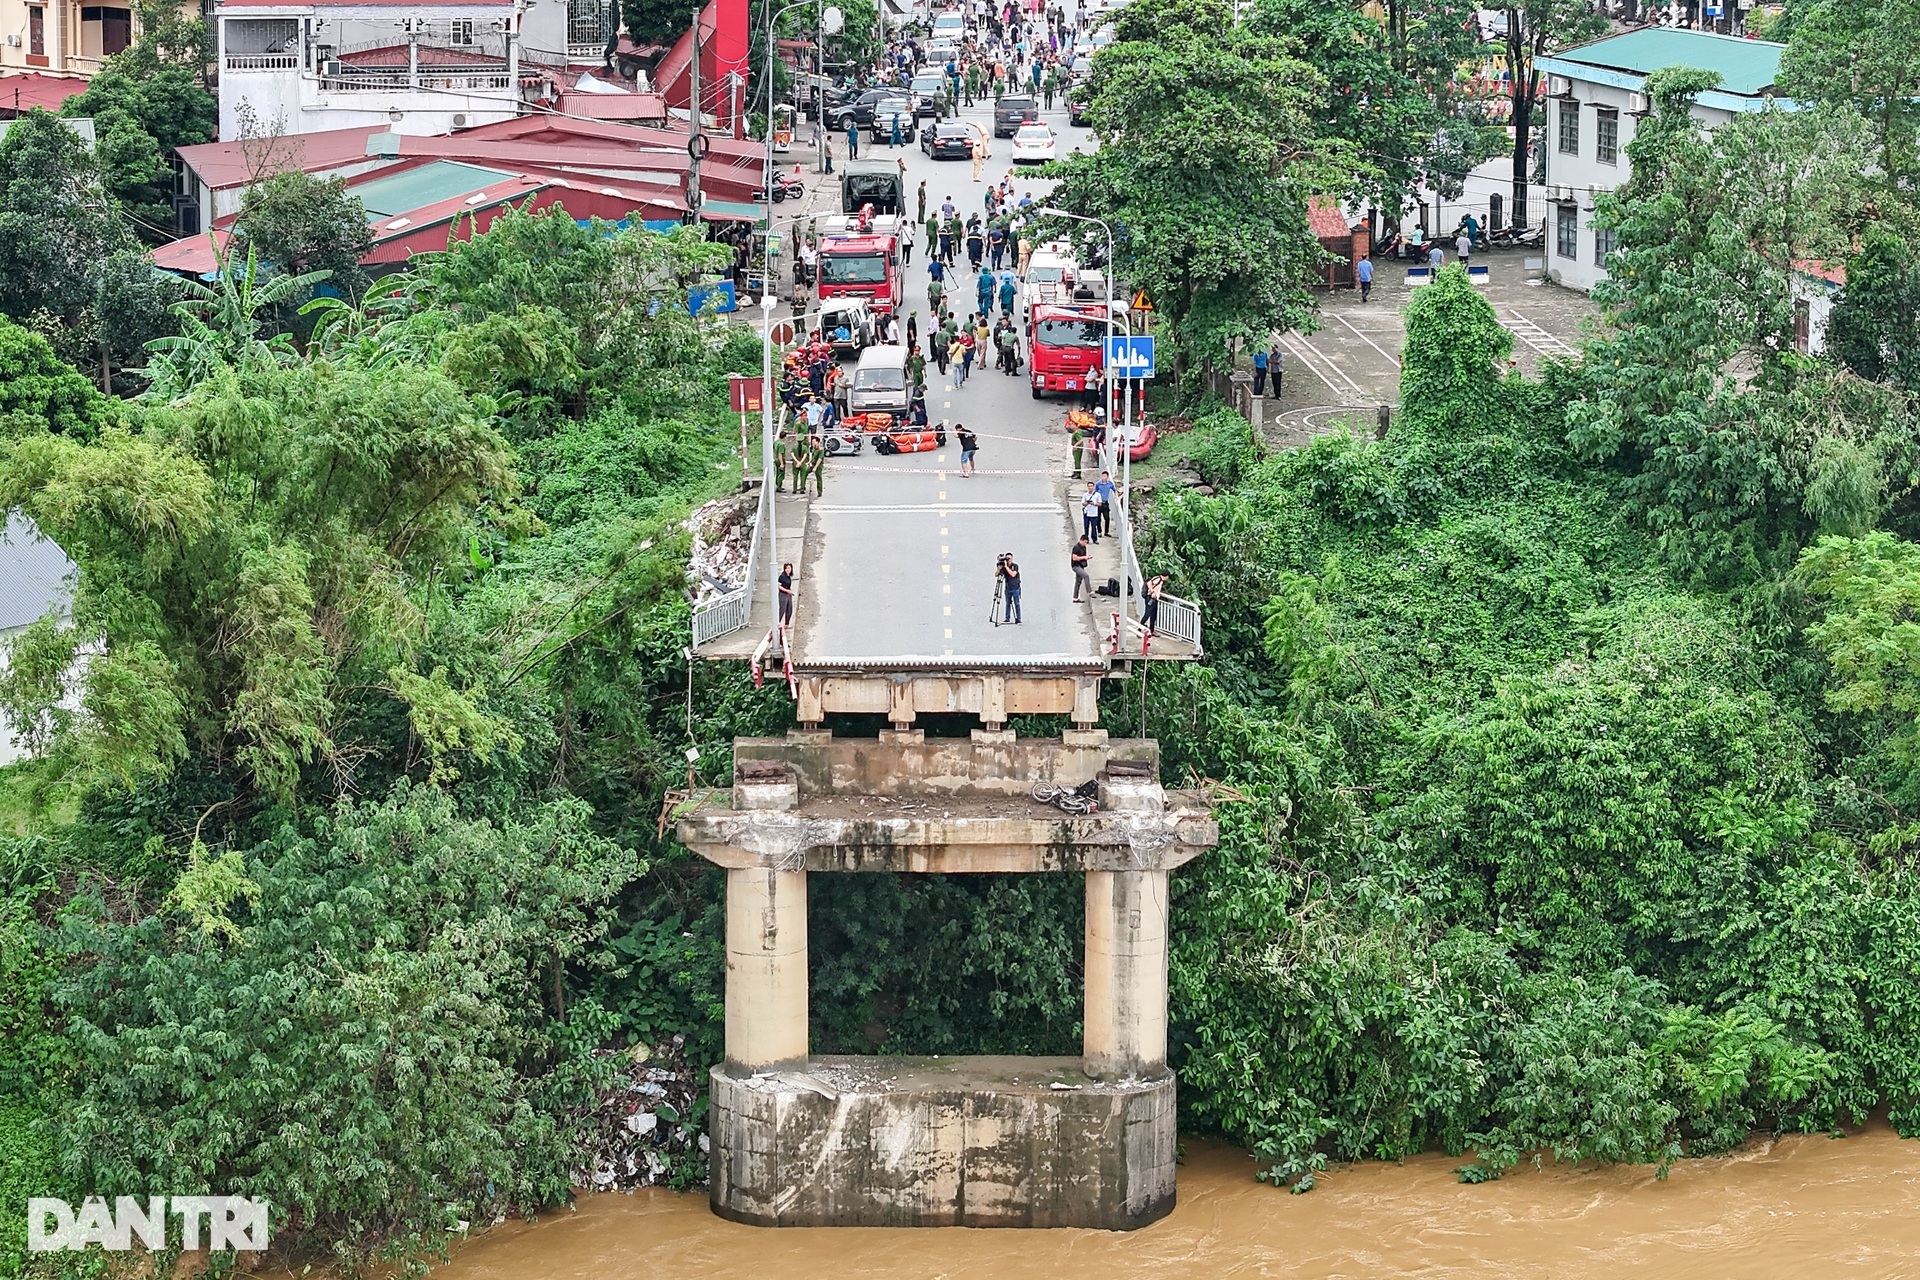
[1027,302,1115,399]
[817,233,902,315]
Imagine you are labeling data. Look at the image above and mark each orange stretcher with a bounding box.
[873,428,946,455]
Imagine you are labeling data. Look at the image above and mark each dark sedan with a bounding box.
[921,121,974,159]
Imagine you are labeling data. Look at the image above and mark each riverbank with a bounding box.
[434,1124,1920,1279]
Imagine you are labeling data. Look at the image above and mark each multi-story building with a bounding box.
[213,0,592,139]
[0,0,198,77]
[1535,29,1788,293]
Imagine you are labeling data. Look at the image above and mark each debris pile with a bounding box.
[687,493,757,605]
[572,1035,709,1192]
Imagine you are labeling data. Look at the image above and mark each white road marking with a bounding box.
[1502,308,1579,359]
[814,502,1065,513]
[1334,313,1402,368]
[1278,331,1363,403]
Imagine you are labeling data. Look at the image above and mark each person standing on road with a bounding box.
[1002,555,1022,623]
[1356,254,1373,302]
[1096,469,1115,537]
[1071,417,1087,479]
[774,428,794,492]
[1082,481,1101,544]
[1455,229,1471,266]
[977,266,995,314]
[901,217,915,266]
[847,117,860,159]
[967,224,986,270]
[953,329,972,384]
[998,270,1017,317]
[918,180,928,224]
[779,562,796,625]
[958,424,979,475]
[1427,242,1443,271]
[1251,346,1268,397]
[1268,342,1284,398]
[1071,536,1091,601]
[989,221,1007,270]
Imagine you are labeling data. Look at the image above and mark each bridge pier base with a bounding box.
[683,733,1215,1231]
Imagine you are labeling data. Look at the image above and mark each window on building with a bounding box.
[1557,100,1580,155]
[569,0,610,44]
[1556,203,1578,259]
[81,7,134,56]
[1596,109,1618,165]
[450,17,476,45]
[1593,225,1616,267]
[29,4,44,57]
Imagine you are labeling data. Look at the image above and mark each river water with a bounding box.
[440,1125,1920,1279]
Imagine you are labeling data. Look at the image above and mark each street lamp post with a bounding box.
[760,291,779,633]
[1038,206,1139,631]
[765,0,843,202]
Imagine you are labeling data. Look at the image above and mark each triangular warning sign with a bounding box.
[1132,289,1153,311]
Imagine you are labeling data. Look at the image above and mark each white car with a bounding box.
[930,10,965,39]
[1010,124,1057,164]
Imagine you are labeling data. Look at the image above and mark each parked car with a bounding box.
[1010,124,1056,164]
[909,71,949,118]
[930,9,966,39]
[993,94,1040,137]
[868,97,917,142]
[830,89,895,130]
[922,120,975,160]
[1066,82,1091,126]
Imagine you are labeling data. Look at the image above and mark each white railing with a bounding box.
[225,53,299,71]
[318,71,513,92]
[1153,591,1202,650]
[692,480,769,647]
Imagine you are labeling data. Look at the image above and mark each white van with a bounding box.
[840,344,913,422]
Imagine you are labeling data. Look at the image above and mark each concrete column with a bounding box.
[725,866,809,1073]
[796,676,825,726]
[981,674,1006,730]
[889,679,916,731]
[1071,676,1100,729]
[1083,869,1169,1077]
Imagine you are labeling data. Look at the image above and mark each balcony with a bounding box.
[225,52,300,71]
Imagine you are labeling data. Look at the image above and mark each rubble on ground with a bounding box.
[571,1035,708,1192]
[687,493,756,605]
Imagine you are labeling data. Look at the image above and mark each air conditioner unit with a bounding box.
[452,112,469,127]
[1547,184,1575,203]
[3,33,18,46]
[1547,75,1573,98]
[322,59,341,76]
[1627,91,1650,115]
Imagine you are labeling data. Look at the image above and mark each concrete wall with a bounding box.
[709,1057,1177,1229]
[732,731,1158,797]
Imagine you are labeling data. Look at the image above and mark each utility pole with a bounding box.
[689,8,703,220]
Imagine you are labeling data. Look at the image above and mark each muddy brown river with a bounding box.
[440,1125,1920,1279]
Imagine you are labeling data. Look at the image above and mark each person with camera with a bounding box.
[995,552,1022,624]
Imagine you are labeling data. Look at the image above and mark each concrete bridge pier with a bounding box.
[685,733,1216,1231]
[724,866,808,1074]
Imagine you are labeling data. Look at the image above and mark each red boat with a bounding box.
[1125,419,1157,462]
[872,428,946,454]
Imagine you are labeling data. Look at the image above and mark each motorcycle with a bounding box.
[1487,220,1546,250]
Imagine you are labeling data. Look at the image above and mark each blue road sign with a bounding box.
[1104,335,1156,379]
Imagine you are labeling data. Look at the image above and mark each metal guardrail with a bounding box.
[692,480,769,647]
[318,71,514,91]
[1153,592,1202,649]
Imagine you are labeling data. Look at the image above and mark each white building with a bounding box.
[1535,29,1789,293]
[0,514,74,767]
[214,0,605,140]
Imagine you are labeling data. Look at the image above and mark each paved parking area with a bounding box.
[1261,260,1600,449]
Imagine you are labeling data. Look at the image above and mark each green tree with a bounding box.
[0,319,112,438]
[62,66,218,240]
[0,109,180,388]
[1046,0,1340,374]
[55,784,642,1272]
[0,352,519,799]
[624,0,688,45]
[231,170,374,303]
[1500,0,1607,230]
[1778,0,1920,183]
[1828,226,1920,391]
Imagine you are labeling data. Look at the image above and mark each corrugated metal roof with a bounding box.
[352,159,517,219]
[0,513,73,633]
[1553,30,1784,97]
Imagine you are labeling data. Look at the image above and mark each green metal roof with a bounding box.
[1553,30,1784,97]
[353,160,518,220]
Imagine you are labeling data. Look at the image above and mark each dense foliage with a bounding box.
[7,3,1920,1275]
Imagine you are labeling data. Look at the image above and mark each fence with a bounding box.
[1152,591,1202,650]
[691,481,768,646]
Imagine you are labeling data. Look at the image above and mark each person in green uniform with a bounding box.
[802,433,826,496]
[773,427,794,492]
[1043,68,1058,110]
[907,343,928,395]
[917,181,928,224]
[1071,422,1086,479]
